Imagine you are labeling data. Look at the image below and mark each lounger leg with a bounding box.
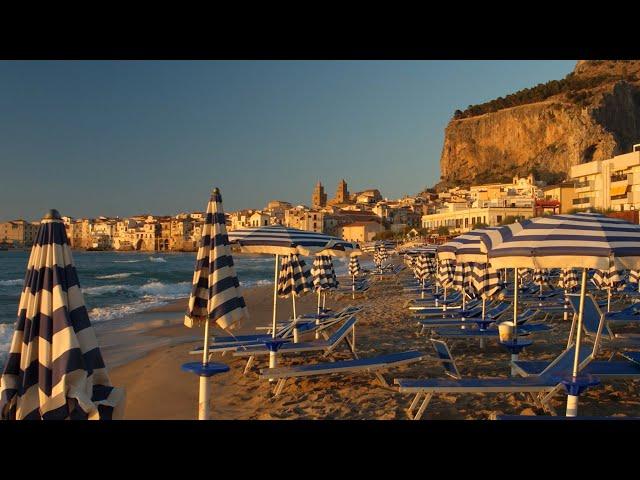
[407,393,423,417]
[344,337,359,360]
[243,356,255,375]
[273,378,288,397]
[374,372,390,388]
[413,393,433,420]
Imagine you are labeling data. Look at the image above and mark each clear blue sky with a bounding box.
[0,60,576,221]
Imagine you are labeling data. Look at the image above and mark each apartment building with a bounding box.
[570,144,640,212]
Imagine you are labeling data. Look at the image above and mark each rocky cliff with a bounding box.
[438,60,640,187]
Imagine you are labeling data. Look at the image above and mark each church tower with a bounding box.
[335,179,349,204]
[312,181,327,208]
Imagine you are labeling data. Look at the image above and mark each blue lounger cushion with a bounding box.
[395,376,561,393]
[260,350,424,380]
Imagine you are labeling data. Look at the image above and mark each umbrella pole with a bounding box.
[567,267,588,417]
[513,268,519,336]
[322,291,326,310]
[198,316,211,420]
[352,275,355,300]
[421,279,425,299]
[292,294,299,343]
[269,254,279,382]
[607,288,611,313]
[317,290,322,315]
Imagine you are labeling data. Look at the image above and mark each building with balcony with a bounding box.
[421,203,534,233]
[570,144,640,212]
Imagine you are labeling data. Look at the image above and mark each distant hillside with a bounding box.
[438,60,640,188]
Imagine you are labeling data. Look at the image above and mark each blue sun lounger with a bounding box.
[260,350,426,396]
[394,343,594,420]
[233,317,358,374]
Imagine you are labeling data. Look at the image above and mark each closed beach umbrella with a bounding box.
[479,212,640,416]
[558,268,579,291]
[373,249,383,273]
[437,259,455,302]
[183,188,248,419]
[414,253,431,298]
[311,255,338,314]
[592,264,625,312]
[0,209,124,420]
[348,254,361,299]
[533,268,550,295]
[278,254,312,320]
[629,269,640,292]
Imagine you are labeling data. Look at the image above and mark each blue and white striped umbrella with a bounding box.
[437,259,455,288]
[348,254,361,278]
[311,255,339,291]
[629,270,640,284]
[591,265,625,292]
[183,188,247,419]
[558,268,579,290]
[278,254,313,298]
[185,188,248,330]
[471,262,503,299]
[532,269,550,287]
[477,212,640,416]
[413,254,431,283]
[453,262,476,297]
[228,225,358,257]
[0,210,124,420]
[479,213,640,270]
[377,244,389,263]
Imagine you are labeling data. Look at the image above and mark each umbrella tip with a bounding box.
[43,209,61,220]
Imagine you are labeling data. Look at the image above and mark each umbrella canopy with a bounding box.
[558,268,579,290]
[278,254,313,298]
[478,212,640,416]
[348,254,361,277]
[185,188,248,330]
[629,270,640,284]
[311,255,339,291]
[479,213,640,270]
[0,210,124,420]
[228,225,357,257]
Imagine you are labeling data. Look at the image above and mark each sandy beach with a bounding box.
[99,266,640,420]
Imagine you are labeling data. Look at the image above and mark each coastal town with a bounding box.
[3,143,640,250]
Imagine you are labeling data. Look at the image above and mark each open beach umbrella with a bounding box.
[348,254,361,299]
[0,209,124,420]
[228,225,358,371]
[183,188,248,419]
[479,212,640,416]
[439,229,502,318]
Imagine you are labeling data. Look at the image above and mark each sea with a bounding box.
[0,250,357,367]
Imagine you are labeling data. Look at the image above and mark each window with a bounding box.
[497,215,502,224]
